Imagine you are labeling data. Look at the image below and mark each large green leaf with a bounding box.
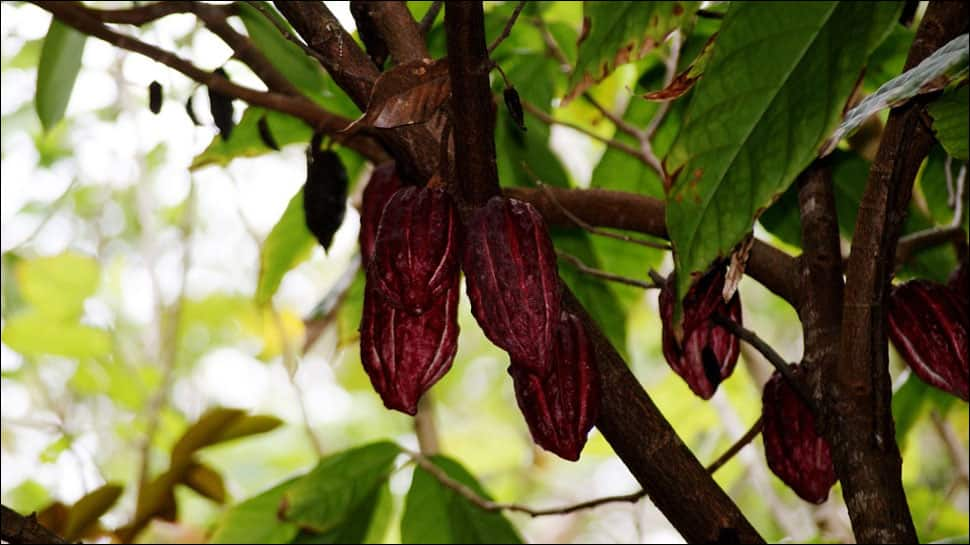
[401,455,521,544]
[256,188,316,305]
[565,2,699,102]
[665,1,901,314]
[210,479,301,544]
[15,252,100,320]
[281,441,400,533]
[1,314,111,359]
[36,19,87,130]
[928,84,969,161]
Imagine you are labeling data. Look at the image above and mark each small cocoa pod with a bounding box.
[888,280,968,401]
[509,311,599,461]
[464,196,561,375]
[762,365,836,504]
[659,266,742,399]
[503,86,525,131]
[208,68,235,140]
[360,277,459,415]
[371,186,461,315]
[359,163,404,267]
[303,136,348,252]
[148,81,162,114]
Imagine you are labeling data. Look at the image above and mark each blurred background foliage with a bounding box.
[1,1,967,543]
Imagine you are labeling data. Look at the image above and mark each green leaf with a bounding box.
[15,252,100,320]
[928,84,969,161]
[401,455,521,544]
[36,19,87,130]
[665,1,901,317]
[40,435,72,463]
[336,268,366,346]
[281,441,400,533]
[826,33,969,156]
[892,370,955,450]
[63,484,123,541]
[171,409,282,469]
[565,2,699,103]
[210,478,301,544]
[295,483,391,544]
[183,462,227,504]
[191,108,313,170]
[256,188,316,305]
[2,314,111,358]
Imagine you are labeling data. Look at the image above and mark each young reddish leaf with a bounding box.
[346,58,450,130]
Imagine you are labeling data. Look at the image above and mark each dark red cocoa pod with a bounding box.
[509,312,599,461]
[359,163,404,267]
[359,277,459,415]
[762,366,836,504]
[659,266,742,399]
[371,186,461,315]
[949,256,968,310]
[889,279,969,401]
[464,196,561,375]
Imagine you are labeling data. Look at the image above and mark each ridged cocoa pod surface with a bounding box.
[359,163,404,266]
[359,278,459,415]
[371,186,461,315]
[509,312,599,461]
[889,280,969,401]
[464,196,561,376]
[762,366,836,504]
[659,266,742,399]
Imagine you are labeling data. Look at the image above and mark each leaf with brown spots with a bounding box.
[643,33,717,102]
[345,58,450,131]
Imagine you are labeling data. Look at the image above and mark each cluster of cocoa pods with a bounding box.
[357,164,598,460]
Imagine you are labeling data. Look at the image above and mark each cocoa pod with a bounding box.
[509,312,599,461]
[359,163,404,266]
[303,134,348,252]
[148,81,162,114]
[464,196,561,375]
[888,279,969,401]
[371,186,461,315]
[208,68,235,140]
[659,266,742,399]
[762,365,836,504]
[503,86,525,131]
[359,277,459,415]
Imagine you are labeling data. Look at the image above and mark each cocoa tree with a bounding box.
[1,1,968,544]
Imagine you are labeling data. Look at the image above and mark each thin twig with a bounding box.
[529,174,671,250]
[711,313,816,412]
[531,14,571,72]
[895,225,965,266]
[488,1,526,54]
[521,98,647,165]
[930,410,970,485]
[705,416,764,474]
[557,250,659,290]
[644,30,681,141]
[419,1,444,35]
[945,156,956,207]
[949,161,966,229]
[582,93,645,140]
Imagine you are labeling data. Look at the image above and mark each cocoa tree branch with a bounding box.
[895,224,965,266]
[1,505,67,545]
[488,1,526,54]
[834,2,968,542]
[352,1,428,65]
[419,1,444,35]
[444,3,762,541]
[705,416,764,475]
[30,1,388,163]
[556,250,660,290]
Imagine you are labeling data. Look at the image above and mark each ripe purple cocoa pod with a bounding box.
[359,277,459,415]
[359,163,404,267]
[888,280,969,401]
[509,312,599,461]
[371,186,461,315]
[762,366,836,504]
[659,266,742,399]
[464,196,561,376]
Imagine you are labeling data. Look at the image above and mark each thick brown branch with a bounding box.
[419,1,444,35]
[31,1,387,163]
[1,505,67,545]
[353,1,428,65]
[833,2,969,542]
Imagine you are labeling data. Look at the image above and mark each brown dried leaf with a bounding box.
[346,58,451,131]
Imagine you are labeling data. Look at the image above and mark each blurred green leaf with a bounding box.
[62,483,123,541]
[5,38,43,69]
[928,85,969,161]
[15,252,99,320]
[281,441,400,533]
[401,455,521,544]
[665,1,900,319]
[566,2,699,102]
[893,371,955,450]
[2,480,51,515]
[336,268,366,346]
[210,479,300,544]
[256,188,316,305]
[2,313,111,358]
[39,435,72,463]
[171,409,283,468]
[36,18,86,130]
[183,462,227,504]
